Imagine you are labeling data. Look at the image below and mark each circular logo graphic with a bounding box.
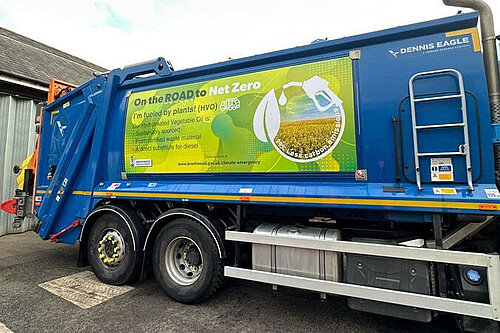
[253,75,345,163]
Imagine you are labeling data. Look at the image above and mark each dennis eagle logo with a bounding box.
[389,50,399,58]
[388,36,470,59]
[56,120,67,137]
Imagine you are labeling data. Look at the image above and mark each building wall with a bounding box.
[0,93,38,236]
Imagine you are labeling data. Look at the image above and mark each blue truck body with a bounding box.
[4,4,500,326]
[33,12,499,245]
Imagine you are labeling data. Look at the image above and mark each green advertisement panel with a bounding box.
[124,57,357,174]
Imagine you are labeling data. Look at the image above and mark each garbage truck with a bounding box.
[2,0,500,331]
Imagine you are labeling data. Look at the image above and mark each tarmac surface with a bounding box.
[0,232,458,333]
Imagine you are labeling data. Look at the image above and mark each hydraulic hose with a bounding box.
[442,0,500,186]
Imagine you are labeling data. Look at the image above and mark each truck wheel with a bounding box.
[153,218,224,304]
[87,213,140,285]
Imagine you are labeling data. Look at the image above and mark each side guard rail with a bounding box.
[225,230,500,321]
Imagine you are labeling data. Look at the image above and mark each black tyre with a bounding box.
[153,218,224,304]
[87,212,140,285]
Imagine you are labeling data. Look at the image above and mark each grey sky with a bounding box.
[0,0,498,70]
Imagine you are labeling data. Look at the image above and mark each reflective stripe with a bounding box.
[91,191,496,211]
[72,190,92,195]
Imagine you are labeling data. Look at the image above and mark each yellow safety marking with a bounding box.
[36,189,53,194]
[445,28,481,52]
[38,190,91,195]
[72,191,92,195]
[433,187,457,195]
[438,174,453,181]
[92,191,498,211]
[50,110,60,125]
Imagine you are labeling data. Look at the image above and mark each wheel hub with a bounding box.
[97,229,125,267]
[185,244,202,266]
[165,237,203,285]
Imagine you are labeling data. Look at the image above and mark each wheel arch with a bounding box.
[143,208,226,259]
[78,203,145,266]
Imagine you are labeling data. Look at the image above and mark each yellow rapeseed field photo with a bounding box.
[274,118,338,159]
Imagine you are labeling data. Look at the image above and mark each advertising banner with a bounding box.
[124,56,357,173]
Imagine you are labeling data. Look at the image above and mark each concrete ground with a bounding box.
[0,232,457,333]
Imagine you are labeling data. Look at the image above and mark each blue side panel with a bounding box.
[358,26,492,185]
[90,180,499,215]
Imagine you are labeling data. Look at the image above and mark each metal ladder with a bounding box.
[409,68,473,191]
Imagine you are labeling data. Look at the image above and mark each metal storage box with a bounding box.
[252,223,341,281]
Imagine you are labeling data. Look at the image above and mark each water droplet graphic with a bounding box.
[279,91,287,106]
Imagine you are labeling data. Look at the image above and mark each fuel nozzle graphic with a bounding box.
[253,74,346,163]
[278,75,342,112]
[301,76,342,112]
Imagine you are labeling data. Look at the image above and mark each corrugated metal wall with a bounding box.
[0,94,38,236]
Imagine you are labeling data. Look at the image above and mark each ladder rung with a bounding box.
[417,151,465,157]
[415,123,465,130]
[413,94,463,102]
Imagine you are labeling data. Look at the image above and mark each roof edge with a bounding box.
[0,26,108,72]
